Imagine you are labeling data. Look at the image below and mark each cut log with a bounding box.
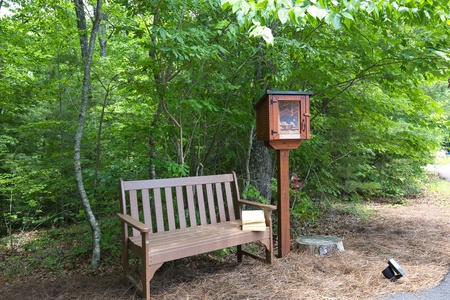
[296,235,344,256]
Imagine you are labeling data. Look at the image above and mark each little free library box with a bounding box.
[255,91,312,150]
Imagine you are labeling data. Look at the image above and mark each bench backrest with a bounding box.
[119,172,241,237]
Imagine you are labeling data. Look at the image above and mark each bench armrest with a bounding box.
[118,213,151,233]
[238,199,277,211]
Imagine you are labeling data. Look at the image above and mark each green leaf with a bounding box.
[278,8,290,24]
[159,28,167,41]
[249,24,273,44]
[292,6,306,22]
[325,12,341,29]
[241,0,250,15]
[307,5,328,20]
[341,11,354,20]
[344,17,352,29]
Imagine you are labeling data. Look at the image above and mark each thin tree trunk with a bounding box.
[98,12,107,57]
[148,101,163,179]
[73,0,102,269]
[243,125,254,195]
[93,88,109,197]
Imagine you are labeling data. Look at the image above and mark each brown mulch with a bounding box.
[1,188,450,299]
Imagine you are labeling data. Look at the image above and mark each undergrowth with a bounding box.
[0,218,122,282]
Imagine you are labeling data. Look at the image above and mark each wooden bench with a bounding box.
[118,172,276,299]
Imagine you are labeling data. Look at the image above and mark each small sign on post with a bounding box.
[255,91,312,257]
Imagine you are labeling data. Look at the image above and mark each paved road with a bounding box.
[436,163,450,181]
[383,272,450,300]
[383,162,450,300]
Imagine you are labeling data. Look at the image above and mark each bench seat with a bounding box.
[127,220,270,265]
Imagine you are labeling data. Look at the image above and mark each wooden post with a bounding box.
[277,149,291,257]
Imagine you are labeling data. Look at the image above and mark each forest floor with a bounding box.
[1,174,450,300]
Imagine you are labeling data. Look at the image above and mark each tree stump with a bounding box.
[296,235,344,256]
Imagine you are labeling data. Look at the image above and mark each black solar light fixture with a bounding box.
[382,259,406,282]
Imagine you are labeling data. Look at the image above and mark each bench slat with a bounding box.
[129,189,139,236]
[175,186,186,229]
[186,185,197,227]
[196,184,207,225]
[123,173,234,190]
[164,187,176,231]
[154,188,164,233]
[215,183,226,222]
[141,189,153,233]
[224,182,235,221]
[206,183,217,224]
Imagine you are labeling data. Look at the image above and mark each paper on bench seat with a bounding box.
[242,210,266,231]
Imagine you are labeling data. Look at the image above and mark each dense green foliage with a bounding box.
[1,0,449,247]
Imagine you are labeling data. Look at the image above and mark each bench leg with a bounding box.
[122,248,130,283]
[141,262,163,300]
[237,245,243,263]
[260,239,274,264]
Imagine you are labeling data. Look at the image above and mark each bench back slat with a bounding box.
[224,182,236,221]
[196,184,207,226]
[175,186,187,229]
[186,185,197,227]
[165,187,176,231]
[122,173,235,190]
[206,183,217,224]
[129,189,140,236]
[215,182,227,222]
[119,173,240,237]
[142,189,152,232]
[154,188,164,233]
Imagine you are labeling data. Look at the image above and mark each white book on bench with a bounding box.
[242,210,266,231]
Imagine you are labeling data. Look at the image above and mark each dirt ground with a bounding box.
[2,187,450,300]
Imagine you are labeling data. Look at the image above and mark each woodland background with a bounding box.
[1,0,450,268]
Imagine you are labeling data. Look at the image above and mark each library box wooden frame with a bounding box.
[255,91,312,150]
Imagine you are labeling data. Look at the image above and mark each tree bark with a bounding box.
[98,13,107,57]
[249,139,273,202]
[73,0,102,269]
[243,125,254,194]
[248,44,274,203]
[93,85,110,197]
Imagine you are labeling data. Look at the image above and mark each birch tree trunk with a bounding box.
[73,0,102,269]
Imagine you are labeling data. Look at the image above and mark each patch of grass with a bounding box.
[422,175,450,206]
[435,153,450,165]
[428,178,450,196]
[333,202,375,220]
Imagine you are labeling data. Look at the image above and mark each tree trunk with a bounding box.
[148,101,163,179]
[93,87,109,197]
[98,12,107,57]
[248,44,274,203]
[73,0,102,269]
[249,139,273,202]
[243,125,254,194]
